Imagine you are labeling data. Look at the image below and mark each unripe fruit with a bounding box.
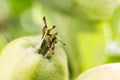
[76,0,120,20]
[0,17,69,80]
[76,63,120,80]
[39,0,120,20]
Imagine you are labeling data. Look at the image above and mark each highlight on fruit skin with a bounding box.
[76,63,120,80]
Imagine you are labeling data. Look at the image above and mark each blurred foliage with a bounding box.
[0,0,120,80]
[9,0,33,17]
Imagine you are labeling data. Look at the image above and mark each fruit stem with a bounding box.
[37,17,58,57]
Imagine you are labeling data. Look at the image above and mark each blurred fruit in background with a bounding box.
[38,0,120,20]
[75,0,120,20]
[76,63,120,80]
